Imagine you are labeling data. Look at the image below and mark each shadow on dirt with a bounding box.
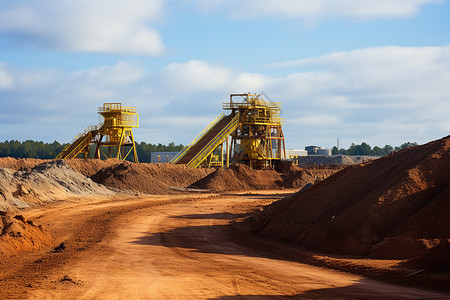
[170,212,243,220]
[129,211,450,294]
[208,278,444,299]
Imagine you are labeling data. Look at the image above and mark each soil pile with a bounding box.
[66,158,124,177]
[191,162,341,192]
[0,160,114,211]
[405,240,450,272]
[278,161,344,189]
[191,163,284,192]
[91,161,214,194]
[0,211,51,257]
[252,136,450,259]
[0,157,50,171]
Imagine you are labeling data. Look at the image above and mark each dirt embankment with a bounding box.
[0,157,50,171]
[191,162,341,192]
[90,161,215,194]
[0,211,51,257]
[252,135,450,260]
[0,160,114,211]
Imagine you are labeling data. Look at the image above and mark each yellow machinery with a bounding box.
[172,93,286,169]
[56,103,139,162]
[225,93,286,168]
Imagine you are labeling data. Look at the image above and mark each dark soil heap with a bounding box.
[252,136,450,259]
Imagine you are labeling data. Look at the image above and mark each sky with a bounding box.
[0,0,449,150]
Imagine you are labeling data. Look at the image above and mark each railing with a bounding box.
[170,113,225,164]
[223,100,282,110]
[57,122,103,158]
[245,116,285,125]
[63,132,92,159]
[98,103,137,114]
[187,114,239,168]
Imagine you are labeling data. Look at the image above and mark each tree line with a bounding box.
[331,142,417,156]
[0,140,184,162]
[0,139,417,160]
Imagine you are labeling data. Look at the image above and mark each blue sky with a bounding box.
[0,0,449,150]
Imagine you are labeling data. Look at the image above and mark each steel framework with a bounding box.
[224,93,286,168]
[56,103,139,162]
[171,93,286,169]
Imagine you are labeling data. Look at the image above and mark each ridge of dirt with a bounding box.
[252,135,450,260]
[191,162,341,192]
[0,157,50,171]
[90,161,215,195]
[0,211,52,258]
[405,240,450,272]
[65,158,124,178]
[0,160,115,211]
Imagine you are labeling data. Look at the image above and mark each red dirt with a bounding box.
[90,161,214,194]
[0,157,50,171]
[253,135,450,259]
[191,163,284,191]
[65,158,124,177]
[191,162,341,192]
[0,211,52,257]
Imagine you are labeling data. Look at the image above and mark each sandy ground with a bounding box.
[0,192,448,299]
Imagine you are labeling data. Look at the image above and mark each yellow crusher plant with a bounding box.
[56,103,139,162]
[171,93,286,169]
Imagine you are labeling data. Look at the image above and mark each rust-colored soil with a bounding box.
[0,137,448,298]
[0,157,50,171]
[0,212,51,258]
[1,193,448,298]
[253,135,450,260]
[191,162,340,192]
[90,161,215,194]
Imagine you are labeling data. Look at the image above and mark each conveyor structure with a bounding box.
[172,93,286,169]
[56,103,139,162]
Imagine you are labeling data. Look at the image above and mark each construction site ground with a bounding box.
[0,192,447,299]
[1,136,449,299]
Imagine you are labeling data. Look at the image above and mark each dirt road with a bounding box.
[1,192,447,299]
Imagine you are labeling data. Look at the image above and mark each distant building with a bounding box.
[317,148,332,156]
[286,149,308,159]
[305,146,331,156]
[305,146,321,155]
[151,151,179,163]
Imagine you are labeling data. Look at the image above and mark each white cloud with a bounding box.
[1,45,449,148]
[0,0,165,55]
[187,0,443,21]
[162,61,232,93]
[0,63,14,90]
[161,60,271,94]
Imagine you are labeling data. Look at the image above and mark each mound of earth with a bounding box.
[191,162,341,192]
[252,135,450,259]
[0,157,50,171]
[191,163,284,192]
[405,240,450,272]
[91,161,214,194]
[65,158,124,177]
[0,160,114,211]
[0,211,51,257]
